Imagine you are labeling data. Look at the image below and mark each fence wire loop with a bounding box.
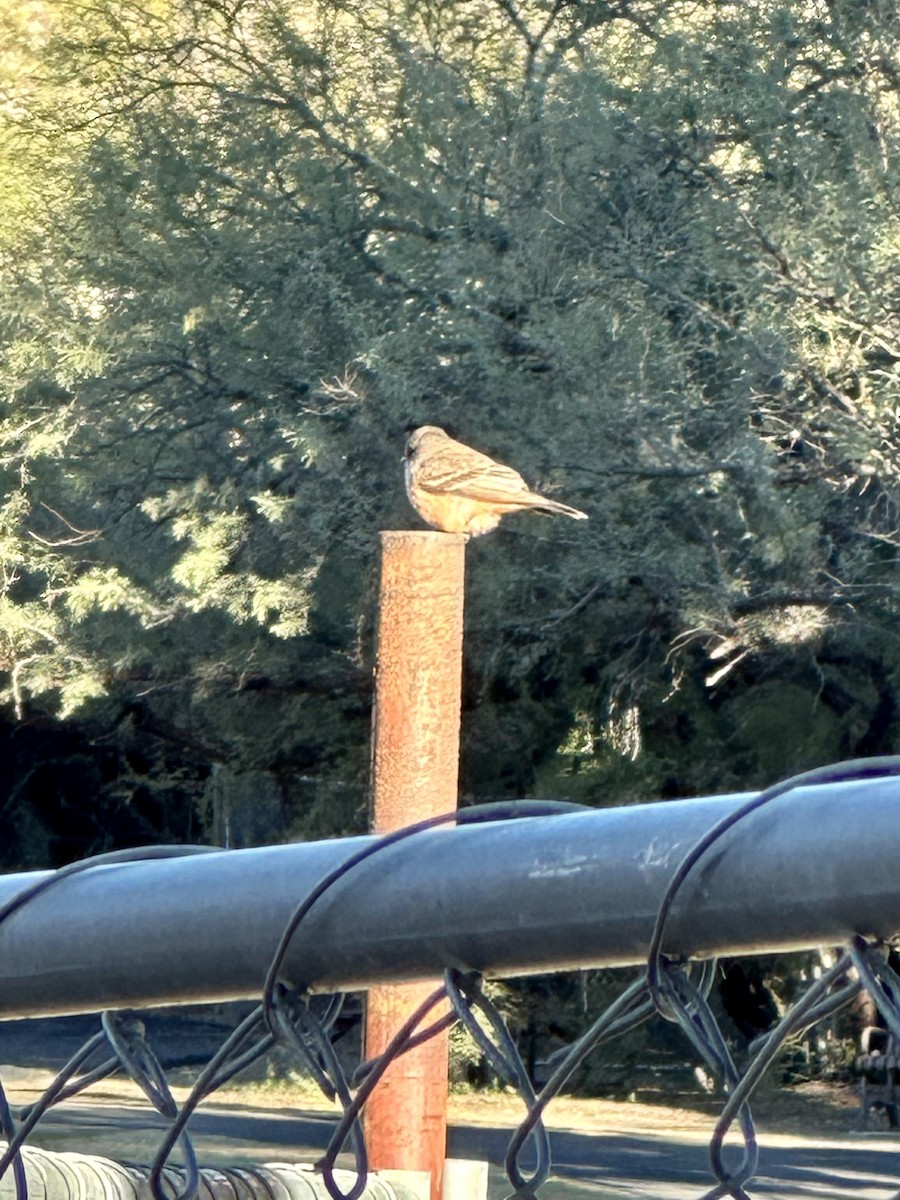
[501,973,654,1197]
[656,962,759,1196]
[444,971,551,1194]
[101,1012,177,1119]
[849,937,900,1041]
[269,986,342,1101]
[704,950,860,1200]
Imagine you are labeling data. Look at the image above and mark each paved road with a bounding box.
[454,1125,900,1198]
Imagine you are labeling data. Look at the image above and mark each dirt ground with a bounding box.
[0,1067,871,1139]
[234,1075,871,1138]
[451,1078,868,1138]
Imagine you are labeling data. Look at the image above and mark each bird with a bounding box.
[404,425,588,538]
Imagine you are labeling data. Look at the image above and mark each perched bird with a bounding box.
[404,425,588,537]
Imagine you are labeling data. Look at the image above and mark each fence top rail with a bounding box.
[0,775,897,1018]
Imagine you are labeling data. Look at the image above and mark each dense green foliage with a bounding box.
[1,0,899,860]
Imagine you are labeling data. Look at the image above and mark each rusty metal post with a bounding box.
[365,531,467,1200]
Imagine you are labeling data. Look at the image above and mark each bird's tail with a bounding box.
[530,496,588,521]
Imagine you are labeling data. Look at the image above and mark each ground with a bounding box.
[457,1077,866,1135]
[235,1074,869,1138]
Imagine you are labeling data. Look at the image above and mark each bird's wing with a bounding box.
[417,450,530,500]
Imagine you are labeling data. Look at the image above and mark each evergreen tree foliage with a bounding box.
[0,0,898,852]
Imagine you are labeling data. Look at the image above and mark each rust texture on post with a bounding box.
[366,530,467,1200]
[364,981,450,1200]
[370,531,466,832]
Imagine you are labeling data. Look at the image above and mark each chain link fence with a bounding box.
[2,758,900,1199]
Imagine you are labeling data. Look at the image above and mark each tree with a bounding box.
[0,0,898,856]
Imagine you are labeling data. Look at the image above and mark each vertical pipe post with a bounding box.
[366,531,467,1200]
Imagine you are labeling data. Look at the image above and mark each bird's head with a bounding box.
[405,425,450,460]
